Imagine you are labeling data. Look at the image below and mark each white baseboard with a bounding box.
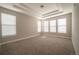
[43,33,71,39]
[49,35,71,39]
[0,33,40,45]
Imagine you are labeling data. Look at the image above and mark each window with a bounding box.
[50,20,56,32]
[43,21,49,32]
[58,18,66,33]
[37,21,41,32]
[1,13,16,36]
[37,18,67,33]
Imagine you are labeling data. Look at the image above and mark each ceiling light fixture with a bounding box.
[40,5,45,20]
[40,5,44,8]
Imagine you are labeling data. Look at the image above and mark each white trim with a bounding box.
[43,32,71,39]
[0,33,40,45]
[48,34,71,39]
[52,35,71,39]
[0,4,38,19]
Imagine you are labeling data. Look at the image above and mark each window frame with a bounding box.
[37,17,67,34]
[1,12,17,37]
[37,20,41,32]
[57,18,67,33]
[49,20,56,32]
[43,21,49,32]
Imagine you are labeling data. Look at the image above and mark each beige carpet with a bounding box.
[1,35,75,55]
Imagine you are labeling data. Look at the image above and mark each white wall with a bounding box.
[72,4,79,54]
[0,7,38,43]
[0,8,2,43]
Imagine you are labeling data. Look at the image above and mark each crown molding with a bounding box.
[14,4,41,19]
[0,3,73,19]
[0,4,40,19]
[43,10,63,17]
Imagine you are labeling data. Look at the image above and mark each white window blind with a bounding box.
[50,20,56,32]
[1,13,16,36]
[58,18,66,33]
[37,21,41,32]
[43,21,49,32]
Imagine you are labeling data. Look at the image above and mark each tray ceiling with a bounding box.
[0,3,73,19]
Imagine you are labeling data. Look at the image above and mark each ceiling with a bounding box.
[0,3,73,19]
[23,3,58,14]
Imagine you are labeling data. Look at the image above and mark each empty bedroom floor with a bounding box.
[1,35,75,55]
